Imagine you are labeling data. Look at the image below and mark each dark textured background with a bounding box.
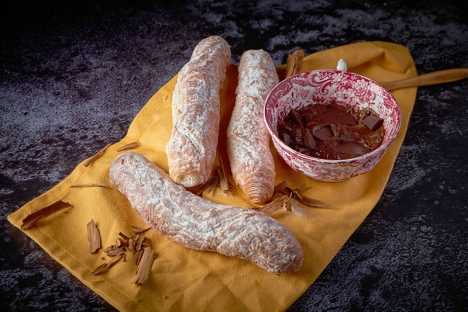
[1,0,467,311]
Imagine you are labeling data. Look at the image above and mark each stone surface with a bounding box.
[1,0,467,310]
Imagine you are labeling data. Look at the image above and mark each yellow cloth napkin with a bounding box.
[8,41,417,312]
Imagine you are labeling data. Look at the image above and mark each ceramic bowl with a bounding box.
[263,68,401,182]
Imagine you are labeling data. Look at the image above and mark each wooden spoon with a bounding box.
[380,68,468,90]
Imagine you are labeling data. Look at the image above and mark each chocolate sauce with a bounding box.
[277,102,385,160]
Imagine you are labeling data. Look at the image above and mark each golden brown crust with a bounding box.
[166,35,231,187]
[227,50,279,204]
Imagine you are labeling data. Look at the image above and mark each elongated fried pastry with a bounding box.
[110,152,303,274]
[227,50,279,204]
[166,35,231,187]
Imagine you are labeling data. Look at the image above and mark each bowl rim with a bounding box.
[263,69,402,165]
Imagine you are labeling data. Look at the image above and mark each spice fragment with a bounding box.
[131,226,151,234]
[84,143,112,167]
[71,183,107,188]
[87,219,102,253]
[285,49,304,79]
[91,263,109,275]
[134,233,146,251]
[281,184,330,208]
[133,247,154,284]
[193,174,219,196]
[90,224,156,284]
[204,175,220,195]
[217,155,231,194]
[190,155,232,197]
[118,232,130,241]
[116,142,140,152]
[103,244,126,257]
[253,195,291,215]
[92,254,125,275]
[273,181,291,194]
[106,253,125,269]
[21,200,72,230]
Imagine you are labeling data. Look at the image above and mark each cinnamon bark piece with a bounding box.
[87,219,102,253]
[21,200,72,230]
[285,50,305,78]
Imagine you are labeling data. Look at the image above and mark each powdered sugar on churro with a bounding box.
[110,152,303,274]
[166,36,231,187]
[227,50,279,204]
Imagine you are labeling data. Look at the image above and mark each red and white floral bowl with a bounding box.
[263,69,401,182]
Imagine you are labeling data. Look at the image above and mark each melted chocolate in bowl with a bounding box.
[277,102,385,160]
[263,70,402,182]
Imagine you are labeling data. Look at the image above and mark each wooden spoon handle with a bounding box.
[380,68,468,90]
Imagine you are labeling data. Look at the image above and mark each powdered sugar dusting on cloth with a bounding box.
[227,50,279,204]
[166,36,231,187]
[110,152,303,274]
